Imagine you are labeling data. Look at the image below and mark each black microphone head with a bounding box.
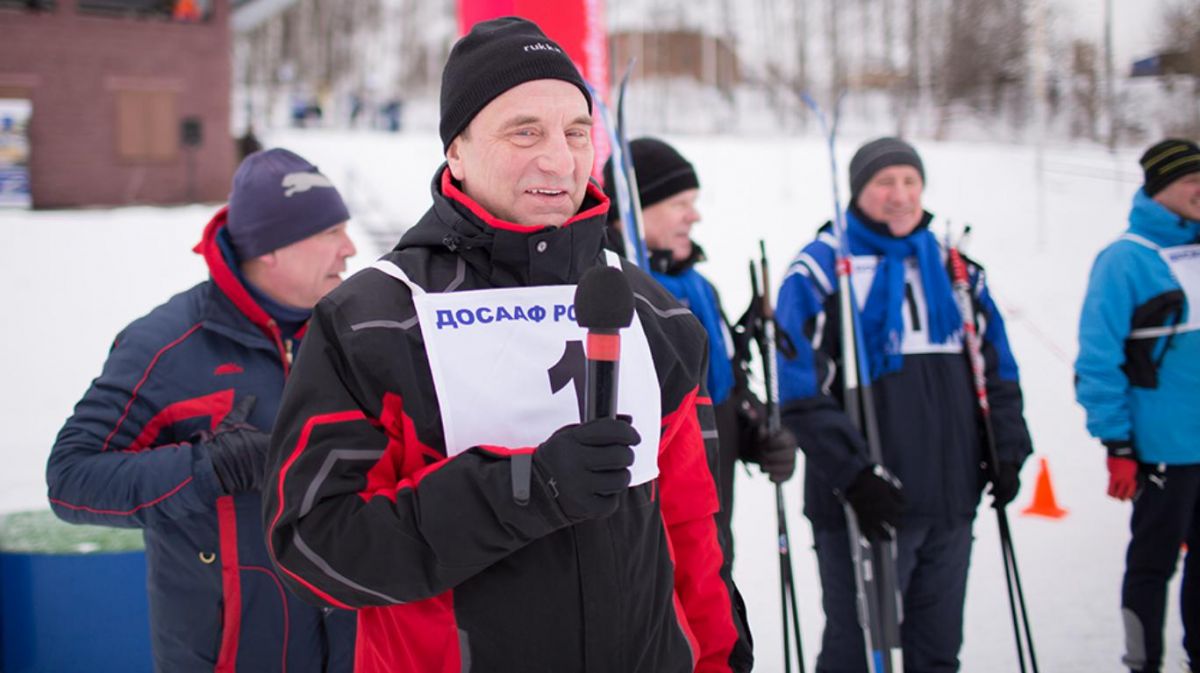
[574,266,635,330]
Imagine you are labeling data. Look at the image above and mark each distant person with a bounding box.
[262,17,752,672]
[1076,137,1200,673]
[775,137,1033,672]
[237,124,263,162]
[603,137,798,567]
[46,149,358,672]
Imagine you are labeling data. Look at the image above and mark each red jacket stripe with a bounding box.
[100,323,204,452]
[215,496,243,673]
[49,476,195,516]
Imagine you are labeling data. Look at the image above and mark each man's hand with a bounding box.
[204,395,271,495]
[989,462,1022,508]
[844,464,906,540]
[533,418,639,523]
[1103,439,1138,501]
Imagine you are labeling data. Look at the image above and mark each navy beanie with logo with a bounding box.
[439,16,592,151]
[226,148,350,260]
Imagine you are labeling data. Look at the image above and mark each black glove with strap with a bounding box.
[202,395,270,495]
[843,464,906,540]
[533,418,639,524]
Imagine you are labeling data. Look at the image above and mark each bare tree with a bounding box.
[1158,0,1200,135]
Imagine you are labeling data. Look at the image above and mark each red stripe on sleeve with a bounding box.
[269,410,371,610]
[124,388,235,452]
[101,323,204,452]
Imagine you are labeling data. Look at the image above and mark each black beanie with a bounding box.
[227,148,350,260]
[1141,138,1200,197]
[602,137,699,215]
[848,137,925,200]
[439,16,592,151]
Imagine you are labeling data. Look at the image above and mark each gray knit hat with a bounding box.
[848,137,925,199]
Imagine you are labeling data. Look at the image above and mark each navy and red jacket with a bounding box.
[46,208,355,673]
[263,167,754,673]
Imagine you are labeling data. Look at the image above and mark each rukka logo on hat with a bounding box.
[523,42,561,53]
[281,171,336,197]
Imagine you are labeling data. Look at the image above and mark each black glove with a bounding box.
[989,462,1022,508]
[844,465,906,540]
[203,395,270,495]
[743,421,798,484]
[533,417,639,524]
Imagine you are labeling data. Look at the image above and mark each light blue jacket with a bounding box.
[1075,189,1200,465]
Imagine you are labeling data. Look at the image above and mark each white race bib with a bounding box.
[848,255,963,355]
[374,258,662,486]
[1159,244,1200,334]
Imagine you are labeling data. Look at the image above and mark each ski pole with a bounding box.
[753,245,807,673]
[946,231,1040,673]
[802,91,904,673]
[585,66,648,268]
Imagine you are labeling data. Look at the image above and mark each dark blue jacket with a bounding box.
[47,207,354,672]
[775,214,1033,530]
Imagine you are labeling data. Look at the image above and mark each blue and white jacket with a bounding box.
[775,209,1032,530]
[1076,189,1200,465]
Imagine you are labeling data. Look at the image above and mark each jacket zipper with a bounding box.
[266,319,291,377]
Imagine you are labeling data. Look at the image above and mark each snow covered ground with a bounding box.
[0,128,1187,671]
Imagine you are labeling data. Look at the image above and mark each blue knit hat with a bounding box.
[226,148,350,259]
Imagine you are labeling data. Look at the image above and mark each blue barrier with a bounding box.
[0,511,152,673]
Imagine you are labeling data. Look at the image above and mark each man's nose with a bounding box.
[340,231,357,258]
[536,132,574,175]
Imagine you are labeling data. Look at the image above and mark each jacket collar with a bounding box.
[193,207,304,341]
[395,165,612,287]
[648,241,706,275]
[1129,188,1200,248]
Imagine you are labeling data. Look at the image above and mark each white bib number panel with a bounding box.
[412,283,662,486]
[848,255,962,355]
[1160,244,1200,333]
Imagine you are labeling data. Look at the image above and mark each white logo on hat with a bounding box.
[281,171,335,197]
[523,42,561,53]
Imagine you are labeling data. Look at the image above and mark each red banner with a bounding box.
[456,0,611,176]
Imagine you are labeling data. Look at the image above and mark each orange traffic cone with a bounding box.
[1021,457,1068,519]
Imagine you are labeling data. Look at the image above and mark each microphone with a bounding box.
[573,266,636,421]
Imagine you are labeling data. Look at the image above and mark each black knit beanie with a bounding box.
[848,137,925,200]
[1141,138,1200,197]
[602,137,699,215]
[439,16,592,151]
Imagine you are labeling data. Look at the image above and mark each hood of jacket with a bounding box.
[192,206,301,344]
[1129,188,1200,247]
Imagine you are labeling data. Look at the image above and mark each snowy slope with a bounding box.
[0,129,1186,672]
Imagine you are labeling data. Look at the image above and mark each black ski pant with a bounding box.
[812,519,973,673]
[1121,463,1200,673]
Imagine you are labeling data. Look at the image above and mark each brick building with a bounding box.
[0,0,235,208]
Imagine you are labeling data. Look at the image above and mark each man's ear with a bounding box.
[446,136,467,181]
[256,251,279,269]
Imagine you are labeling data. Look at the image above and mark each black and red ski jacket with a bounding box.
[263,167,754,673]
